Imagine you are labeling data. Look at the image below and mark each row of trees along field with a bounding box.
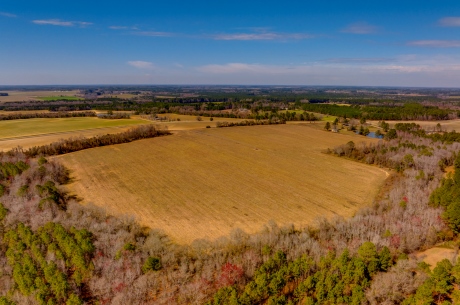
[0,111,96,121]
[215,119,286,128]
[2,123,460,303]
[23,125,170,158]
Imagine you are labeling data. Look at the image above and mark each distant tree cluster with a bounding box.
[0,111,96,121]
[96,112,130,119]
[166,107,319,123]
[328,129,460,173]
[216,120,286,128]
[302,103,457,121]
[23,125,170,157]
[383,122,460,144]
[303,104,362,119]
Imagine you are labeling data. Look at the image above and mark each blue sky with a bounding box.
[1,0,460,86]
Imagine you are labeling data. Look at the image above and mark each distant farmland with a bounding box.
[0,113,248,151]
[0,117,148,152]
[57,124,388,243]
[39,96,84,101]
[0,117,146,140]
[0,90,81,102]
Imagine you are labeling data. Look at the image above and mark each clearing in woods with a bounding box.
[417,247,458,269]
[57,124,388,244]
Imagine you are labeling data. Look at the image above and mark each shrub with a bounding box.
[123,242,136,251]
[0,203,7,221]
[0,297,15,305]
[17,185,29,197]
[37,156,47,166]
[142,257,162,273]
[66,294,83,305]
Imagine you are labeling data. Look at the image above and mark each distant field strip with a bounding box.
[0,114,247,150]
[57,124,387,244]
[0,117,146,139]
[39,96,84,101]
[0,90,81,102]
[369,119,460,132]
[0,125,147,151]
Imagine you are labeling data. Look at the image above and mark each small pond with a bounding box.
[356,131,383,139]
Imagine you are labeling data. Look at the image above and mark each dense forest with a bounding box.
[301,103,458,121]
[0,119,459,304]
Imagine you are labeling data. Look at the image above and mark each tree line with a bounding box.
[22,125,170,158]
[216,120,286,128]
[0,111,96,121]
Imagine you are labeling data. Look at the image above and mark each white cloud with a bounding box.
[197,63,320,75]
[341,22,378,34]
[78,22,92,27]
[197,55,460,77]
[213,32,313,41]
[128,61,154,69]
[439,17,460,27]
[0,12,16,18]
[407,40,460,48]
[32,19,92,27]
[324,57,395,64]
[129,29,311,40]
[109,25,138,30]
[367,64,460,73]
[6,56,460,86]
[134,31,175,37]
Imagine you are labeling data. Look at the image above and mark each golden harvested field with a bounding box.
[0,90,81,102]
[57,124,388,244]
